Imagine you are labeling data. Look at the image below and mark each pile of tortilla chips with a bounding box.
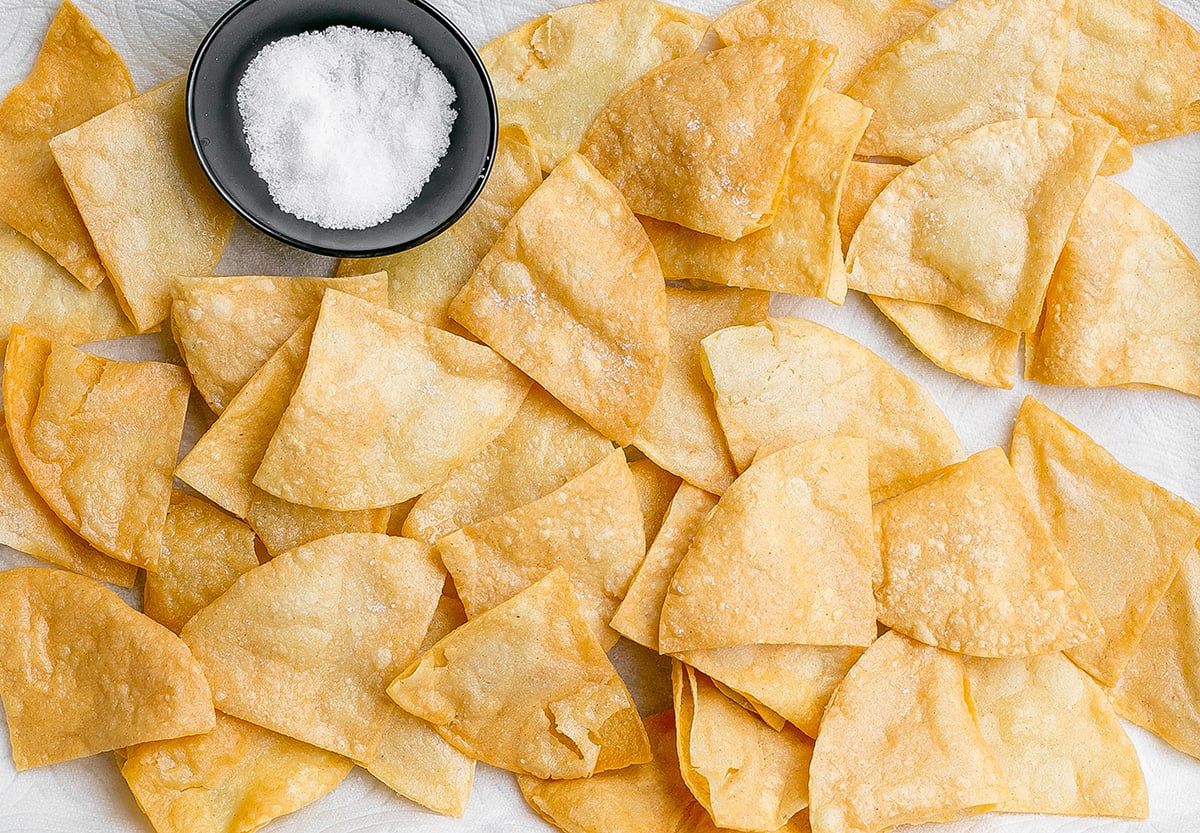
[0,1,1198,833]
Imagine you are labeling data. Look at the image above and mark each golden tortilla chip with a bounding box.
[482,0,709,171]
[1011,396,1200,683]
[847,117,1115,332]
[0,567,215,769]
[837,161,904,255]
[966,652,1147,817]
[121,711,354,833]
[4,326,190,569]
[171,273,387,414]
[581,37,835,240]
[808,630,1005,833]
[1053,105,1136,175]
[629,456,683,549]
[387,569,650,780]
[49,76,235,332]
[257,290,530,510]
[1027,176,1200,396]
[846,0,1074,160]
[449,153,667,445]
[246,491,390,560]
[874,447,1101,657]
[0,1,132,289]
[701,318,963,502]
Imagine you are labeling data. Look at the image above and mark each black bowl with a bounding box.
[186,0,497,258]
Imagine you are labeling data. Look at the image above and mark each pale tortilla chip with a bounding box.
[122,712,353,833]
[847,117,1115,332]
[0,1,132,289]
[3,327,190,569]
[387,569,650,780]
[846,0,1074,160]
[874,447,1101,657]
[837,161,904,255]
[1010,396,1200,683]
[449,153,667,445]
[1053,105,1136,174]
[808,630,1005,833]
[629,457,683,550]
[700,317,963,502]
[581,37,835,240]
[257,290,530,510]
[246,491,390,560]
[0,567,214,769]
[49,76,235,332]
[966,652,1147,817]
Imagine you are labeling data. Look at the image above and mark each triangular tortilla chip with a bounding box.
[700,317,963,502]
[449,153,667,446]
[874,447,1101,657]
[246,491,390,559]
[1027,176,1200,396]
[966,652,1147,817]
[387,569,650,780]
[837,161,905,255]
[0,1,132,289]
[0,567,215,769]
[847,117,1115,332]
[49,76,235,332]
[846,0,1074,160]
[436,448,645,648]
[808,631,1006,833]
[629,456,682,549]
[3,326,190,569]
[581,37,835,240]
[660,437,878,653]
[257,290,530,510]
[1011,396,1200,683]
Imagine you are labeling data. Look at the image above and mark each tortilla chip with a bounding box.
[3,326,190,569]
[387,569,650,779]
[846,0,1074,160]
[874,447,1101,657]
[808,630,1005,833]
[847,117,1115,332]
[246,491,390,560]
[700,318,963,502]
[1027,176,1200,396]
[121,712,353,833]
[837,161,904,255]
[1010,396,1200,683]
[0,1,132,289]
[629,457,683,550]
[482,0,710,171]
[49,76,236,332]
[966,652,1147,817]
[449,153,667,445]
[1053,105,1137,174]
[436,449,645,648]
[144,492,258,633]
[0,567,215,769]
[171,273,387,414]
[641,91,870,301]
[581,37,835,240]
[335,131,542,332]
[257,290,530,510]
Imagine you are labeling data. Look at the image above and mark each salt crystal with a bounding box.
[236,25,457,230]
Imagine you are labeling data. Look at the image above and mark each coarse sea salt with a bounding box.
[236,25,457,230]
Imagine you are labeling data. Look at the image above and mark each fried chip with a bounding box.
[1027,176,1200,396]
[4,327,190,570]
[246,491,390,560]
[0,1,132,289]
[701,318,963,502]
[482,0,709,171]
[966,652,1147,817]
[629,457,683,549]
[449,153,666,445]
[808,631,1005,833]
[874,447,1101,657]
[0,567,214,769]
[387,569,650,780]
[846,0,1074,160]
[171,272,387,414]
[847,118,1115,332]
[581,37,835,240]
[1010,396,1200,683]
[49,76,236,332]
[121,712,354,833]
[257,290,530,510]
[836,161,904,255]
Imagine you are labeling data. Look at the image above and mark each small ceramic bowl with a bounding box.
[186,0,497,258]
